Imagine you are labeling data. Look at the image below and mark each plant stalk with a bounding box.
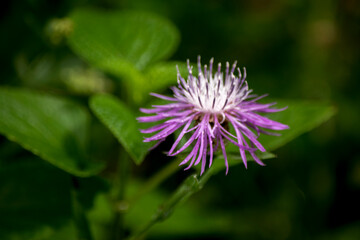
[129,158,181,205]
[128,170,213,240]
[113,149,130,240]
[71,177,93,240]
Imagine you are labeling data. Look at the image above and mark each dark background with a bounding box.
[1,0,360,239]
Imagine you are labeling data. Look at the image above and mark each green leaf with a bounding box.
[67,8,180,104]
[226,99,336,153]
[143,62,188,93]
[90,94,151,164]
[259,99,336,151]
[0,87,104,177]
[68,8,180,74]
[207,152,276,175]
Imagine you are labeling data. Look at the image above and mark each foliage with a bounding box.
[2,1,355,240]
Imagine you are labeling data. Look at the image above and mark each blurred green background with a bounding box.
[1,0,360,239]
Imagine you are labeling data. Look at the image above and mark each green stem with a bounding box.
[128,158,181,205]
[128,170,213,240]
[71,177,93,240]
[113,149,130,240]
[128,219,157,240]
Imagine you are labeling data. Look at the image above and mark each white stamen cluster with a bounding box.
[175,57,252,114]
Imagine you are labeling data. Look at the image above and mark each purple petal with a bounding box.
[195,132,205,166]
[140,124,170,134]
[149,138,165,151]
[227,116,248,167]
[168,116,194,155]
[227,114,266,152]
[144,124,181,142]
[179,142,198,166]
[137,115,167,123]
[168,126,201,156]
[249,151,265,166]
[208,133,214,168]
[184,139,201,170]
[140,108,163,114]
[218,132,229,175]
[200,135,208,175]
[150,93,178,101]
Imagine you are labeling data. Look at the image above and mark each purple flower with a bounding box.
[138,57,289,175]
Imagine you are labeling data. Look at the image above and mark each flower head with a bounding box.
[138,57,289,175]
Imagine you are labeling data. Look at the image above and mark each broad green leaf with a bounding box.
[226,99,335,153]
[0,88,104,176]
[90,94,151,164]
[67,8,180,104]
[206,152,276,175]
[143,62,188,93]
[259,99,336,151]
[68,8,180,74]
